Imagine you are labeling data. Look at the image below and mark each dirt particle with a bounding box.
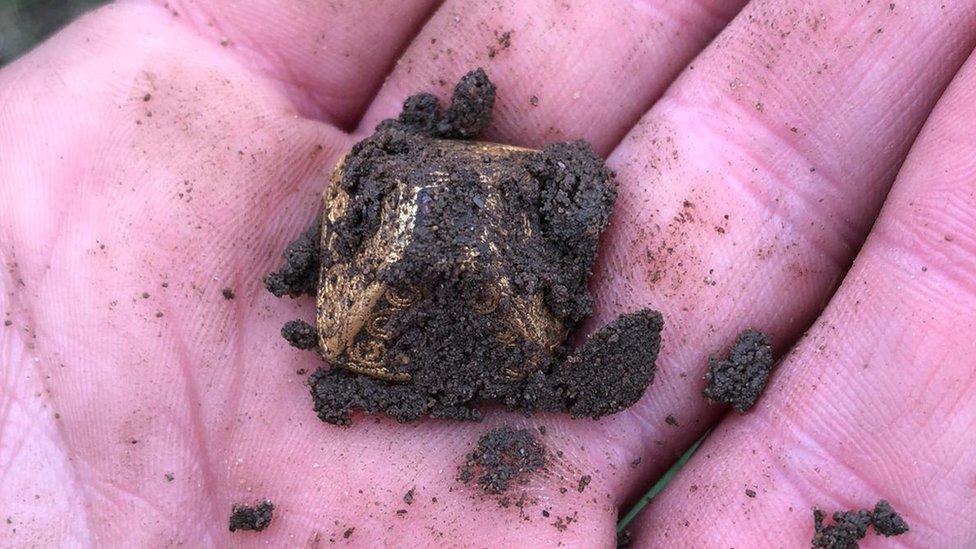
[142,93,151,102]
[3,320,10,327]
[812,500,908,548]
[343,527,355,539]
[281,319,317,350]
[552,512,577,532]
[577,475,591,493]
[403,488,415,505]
[870,500,910,537]
[229,500,274,532]
[665,414,678,426]
[164,473,174,482]
[530,95,539,106]
[458,425,545,494]
[617,528,633,547]
[141,292,150,299]
[703,329,774,413]
[221,287,235,300]
[745,489,756,498]
[630,457,642,468]
[265,215,322,298]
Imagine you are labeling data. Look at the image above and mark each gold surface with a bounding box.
[316,140,565,382]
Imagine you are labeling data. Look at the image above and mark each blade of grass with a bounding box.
[616,430,710,533]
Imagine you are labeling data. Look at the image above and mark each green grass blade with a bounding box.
[616,430,710,533]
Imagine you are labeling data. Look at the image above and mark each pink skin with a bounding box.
[2,0,976,546]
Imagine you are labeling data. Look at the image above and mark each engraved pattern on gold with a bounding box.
[470,284,501,315]
[386,285,421,308]
[496,320,519,346]
[348,339,385,364]
[346,339,410,382]
[366,312,393,341]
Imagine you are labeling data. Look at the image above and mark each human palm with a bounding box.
[3,1,976,546]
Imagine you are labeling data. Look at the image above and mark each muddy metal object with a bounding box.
[267,69,663,425]
[318,140,564,383]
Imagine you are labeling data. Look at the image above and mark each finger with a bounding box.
[631,44,976,547]
[159,0,440,127]
[357,0,749,154]
[0,5,349,543]
[588,0,976,502]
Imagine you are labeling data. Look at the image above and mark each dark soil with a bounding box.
[379,67,495,139]
[281,319,317,350]
[268,68,663,425]
[228,500,274,533]
[457,425,545,494]
[703,329,773,412]
[616,529,633,548]
[265,215,322,298]
[811,500,909,548]
[870,500,910,536]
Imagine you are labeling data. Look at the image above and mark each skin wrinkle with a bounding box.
[160,0,445,129]
[0,294,97,544]
[169,317,222,543]
[651,95,861,271]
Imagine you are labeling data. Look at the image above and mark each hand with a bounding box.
[2,1,975,546]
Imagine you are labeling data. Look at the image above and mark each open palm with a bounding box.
[3,1,976,546]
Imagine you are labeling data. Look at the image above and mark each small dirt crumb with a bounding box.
[142,93,152,102]
[665,414,678,426]
[542,509,550,518]
[812,500,908,548]
[3,320,10,327]
[141,292,150,299]
[281,319,317,350]
[703,329,774,412]
[458,425,545,494]
[577,475,591,493]
[552,512,577,532]
[265,216,322,298]
[530,95,539,106]
[870,500,910,537]
[404,488,415,505]
[229,500,274,532]
[164,473,174,482]
[630,457,642,469]
[221,287,235,300]
[745,489,756,498]
[617,529,633,547]
[343,527,355,539]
